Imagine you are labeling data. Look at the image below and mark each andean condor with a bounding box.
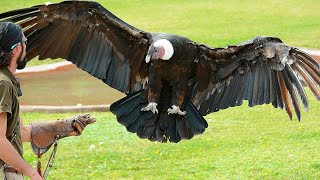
[1,1,319,143]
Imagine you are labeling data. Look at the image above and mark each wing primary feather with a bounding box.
[285,65,309,111]
[298,55,320,77]
[271,70,282,108]
[294,65,320,100]
[281,68,301,120]
[277,71,293,120]
[298,61,320,85]
[293,48,320,70]
[23,24,37,37]
[1,10,40,23]
[296,54,320,78]
[18,17,37,29]
[0,7,38,19]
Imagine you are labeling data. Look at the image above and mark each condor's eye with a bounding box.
[153,47,158,52]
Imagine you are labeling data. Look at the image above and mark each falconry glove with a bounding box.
[31,114,96,155]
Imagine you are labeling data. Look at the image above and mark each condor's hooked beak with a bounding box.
[145,45,154,63]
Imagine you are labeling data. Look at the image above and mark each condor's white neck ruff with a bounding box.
[154,39,174,60]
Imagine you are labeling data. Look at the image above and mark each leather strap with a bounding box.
[3,166,22,174]
[7,122,19,143]
[1,160,22,175]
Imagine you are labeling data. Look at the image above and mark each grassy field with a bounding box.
[21,97,320,179]
[0,0,320,179]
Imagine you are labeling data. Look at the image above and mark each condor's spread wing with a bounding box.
[0,1,151,93]
[192,36,320,120]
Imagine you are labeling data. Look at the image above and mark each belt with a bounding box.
[1,160,22,175]
[3,166,22,174]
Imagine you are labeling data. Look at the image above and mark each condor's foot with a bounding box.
[141,102,158,114]
[167,105,186,115]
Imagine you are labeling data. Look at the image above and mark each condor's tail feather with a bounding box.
[110,90,208,143]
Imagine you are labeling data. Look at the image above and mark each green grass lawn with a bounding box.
[0,0,320,179]
[21,96,320,179]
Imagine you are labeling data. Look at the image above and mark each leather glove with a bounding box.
[31,114,96,155]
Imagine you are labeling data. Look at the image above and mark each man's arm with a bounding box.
[0,112,42,179]
[19,116,31,142]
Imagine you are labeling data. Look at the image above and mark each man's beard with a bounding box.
[16,45,27,70]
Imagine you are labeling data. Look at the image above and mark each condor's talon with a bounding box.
[167,105,186,115]
[141,102,158,114]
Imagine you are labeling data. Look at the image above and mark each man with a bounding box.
[0,22,95,180]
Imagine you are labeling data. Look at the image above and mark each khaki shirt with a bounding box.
[0,67,23,157]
